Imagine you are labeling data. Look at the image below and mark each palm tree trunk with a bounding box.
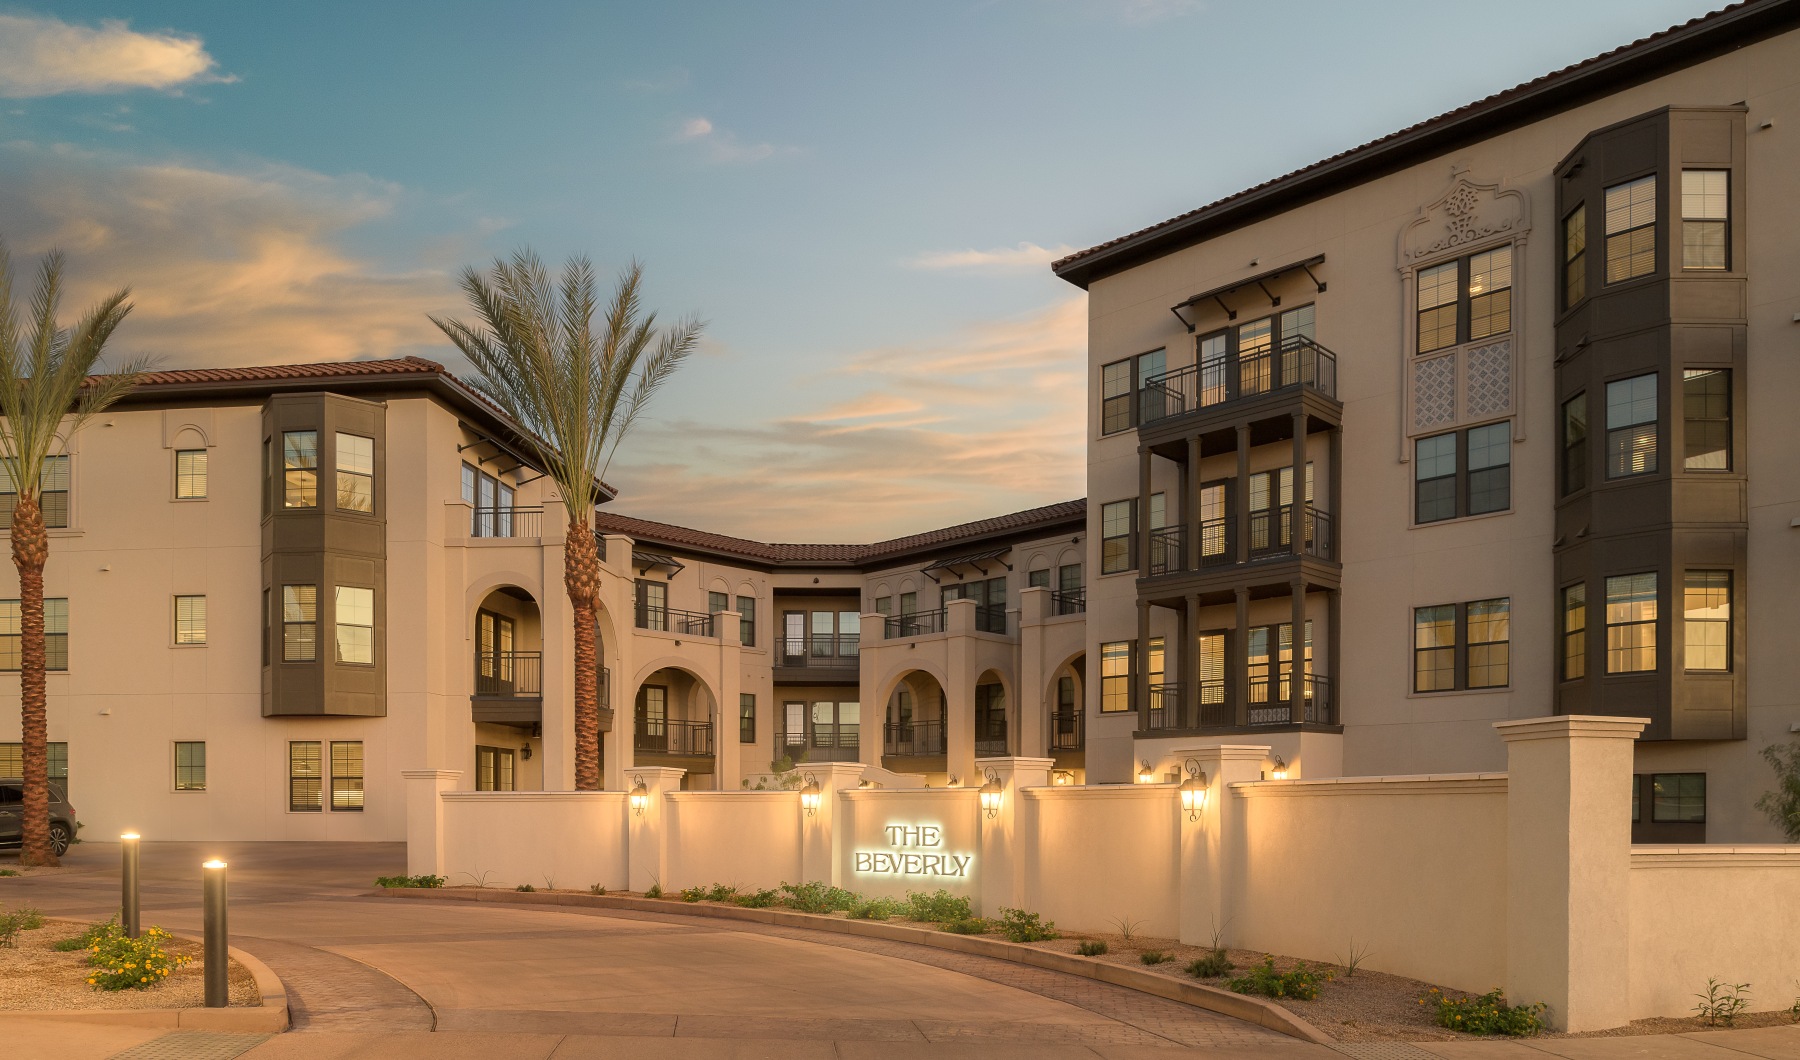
[565,517,601,790]
[11,496,55,867]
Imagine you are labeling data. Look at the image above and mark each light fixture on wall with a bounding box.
[629,776,649,816]
[520,743,533,761]
[1136,760,1157,784]
[1051,769,1075,786]
[1179,759,1209,822]
[799,774,822,817]
[1267,754,1289,781]
[979,767,1003,820]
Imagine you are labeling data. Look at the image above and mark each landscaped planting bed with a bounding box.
[0,916,259,1012]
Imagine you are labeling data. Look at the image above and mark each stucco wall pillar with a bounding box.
[626,765,685,892]
[945,599,978,783]
[977,755,1052,913]
[402,769,461,877]
[1176,744,1266,948]
[858,611,886,766]
[713,611,742,790]
[802,761,866,886]
[601,533,634,791]
[1497,715,1647,1032]
[1017,588,1051,757]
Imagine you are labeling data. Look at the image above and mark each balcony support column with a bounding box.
[1289,579,1306,725]
[1327,589,1342,725]
[1186,435,1203,573]
[1291,412,1308,556]
[1232,587,1249,727]
[1234,426,1250,563]
[1182,594,1200,729]
[1138,446,1153,576]
[1134,599,1151,735]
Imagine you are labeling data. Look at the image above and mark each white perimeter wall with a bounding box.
[1021,786,1179,937]
[1627,847,1800,1017]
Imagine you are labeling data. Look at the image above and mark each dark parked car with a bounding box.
[0,779,77,856]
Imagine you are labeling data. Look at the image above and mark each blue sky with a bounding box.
[0,0,1712,538]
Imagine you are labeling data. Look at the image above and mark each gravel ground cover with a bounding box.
[0,917,259,1011]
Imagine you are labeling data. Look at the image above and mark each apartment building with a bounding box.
[1055,0,1800,842]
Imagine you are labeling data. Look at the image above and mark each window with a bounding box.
[1681,170,1727,270]
[1148,492,1166,530]
[1651,773,1705,823]
[635,581,667,631]
[174,742,206,791]
[874,596,891,615]
[282,431,318,508]
[335,433,374,513]
[1414,598,1510,692]
[0,598,68,671]
[174,595,206,645]
[1415,247,1512,354]
[0,455,71,529]
[1683,571,1730,672]
[1148,636,1165,691]
[1100,641,1132,713]
[1563,204,1587,308]
[1100,500,1135,574]
[1682,369,1729,471]
[1415,423,1510,523]
[262,588,270,666]
[175,450,208,499]
[475,746,515,791]
[1028,569,1049,589]
[0,741,67,786]
[331,741,364,811]
[335,586,374,665]
[282,585,317,662]
[739,694,756,743]
[736,595,756,647]
[1606,374,1658,478]
[708,591,729,626]
[1561,583,1587,681]
[1604,175,1656,284]
[1605,572,1657,674]
[290,741,322,812]
[1100,349,1164,434]
[1561,393,1588,495]
[899,591,916,615]
[462,463,517,536]
[1058,564,1082,593]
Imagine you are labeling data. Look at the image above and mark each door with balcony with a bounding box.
[1248,465,1313,558]
[476,610,516,695]
[1246,622,1313,725]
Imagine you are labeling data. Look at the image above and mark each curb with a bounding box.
[370,886,1332,1045]
[0,939,289,1033]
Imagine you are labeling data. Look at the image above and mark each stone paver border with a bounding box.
[372,886,1333,1045]
[0,939,288,1033]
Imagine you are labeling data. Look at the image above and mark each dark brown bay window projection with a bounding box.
[1682,369,1730,471]
[1603,175,1656,284]
[1680,170,1728,270]
[1682,572,1730,672]
[1604,573,1657,674]
[1606,374,1658,478]
[1562,204,1587,308]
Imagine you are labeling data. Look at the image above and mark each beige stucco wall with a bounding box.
[663,791,802,889]
[1020,785,1179,937]
[1626,846,1800,1017]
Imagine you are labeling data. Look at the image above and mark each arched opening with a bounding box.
[882,671,945,773]
[634,666,718,788]
[1048,654,1086,772]
[470,585,545,791]
[974,668,1010,758]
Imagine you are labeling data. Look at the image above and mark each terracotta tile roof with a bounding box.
[1053,0,1796,286]
[594,498,1087,567]
[126,356,448,388]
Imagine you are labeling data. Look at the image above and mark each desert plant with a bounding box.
[1108,914,1144,942]
[1756,740,1800,842]
[1186,949,1233,978]
[85,925,191,991]
[733,888,779,909]
[0,905,45,947]
[516,884,536,893]
[995,907,1058,943]
[745,752,810,790]
[940,917,989,935]
[1694,978,1752,1027]
[644,882,663,899]
[0,869,18,877]
[589,884,607,896]
[1789,994,1799,1023]
[848,897,904,920]
[1227,956,1329,1000]
[704,883,738,902]
[779,881,858,914]
[1425,987,1546,1036]
[1339,936,1373,977]
[1076,940,1108,957]
[460,870,496,888]
[375,874,445,889]
[1140,950,1172,965]
[905,889,973,923]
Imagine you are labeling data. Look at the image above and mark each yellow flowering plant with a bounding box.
[86,924,193,991]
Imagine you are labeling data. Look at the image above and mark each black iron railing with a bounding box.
[1246,674,1333,726]
[636,606,715,637]
[974,605,1009,635]
[1148,526,1185,577]
[470,506,544,539]
[975,730,1009,757]
[1138,334,1339,427]
[1049,709,1084,751]
[1142,677,1331,731]
[1051,588,1085,615]
[780,633,860,668]
[884,719,945,756]
[474,650,542,697]
[805,724,861,761]
[884,609,945,638]
[636,717,713,756]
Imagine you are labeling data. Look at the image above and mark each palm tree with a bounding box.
[433,251,701,790]
[0,242,145,866]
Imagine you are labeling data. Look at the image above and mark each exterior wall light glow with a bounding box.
[629,776,649,816]
[979,768,1003,819]
[1268,754,1289,781]
[1179,759,1209,822]
[800,775,822,817]
[1051,769,1075,786]
[1136,760,1157,784]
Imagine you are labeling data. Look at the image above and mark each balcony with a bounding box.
[1048,709,1084,752]
[1142,675,1335,734]
[469,505,544,539]
[777,633,861,674]
[884,719,945,757]
[1145,505,1334,581]
[1138,335,1338,429]
[884,609,945,638]
[471,650,541,728]
[973,605,1009,635]
[636,606,715,637]
[636,718,714,757]
[1050,588,1086,615]
[781,725,861,763]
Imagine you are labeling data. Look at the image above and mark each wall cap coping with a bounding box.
[401,769,463,780]
[842,787,978,801]
[977,756,1057,769]
[1172,744,1274,763]
[1022,784,1176,801]
[1230,773,1508,798]
[442,790,625,803]
[626,767,688,783]
[666,790,798,801]
[1493,715,1649,742]
[1630,845,1800,867]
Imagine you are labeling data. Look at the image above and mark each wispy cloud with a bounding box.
[624,68,691,94]
[0,13,231,98]
[671,115,795,165]
[905,241,1078,272]
[606,295,1088,540]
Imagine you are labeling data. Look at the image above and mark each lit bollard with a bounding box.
[201,859,229,1008]
[120,833,141,939]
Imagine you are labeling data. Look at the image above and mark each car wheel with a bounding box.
[48,822,72,857]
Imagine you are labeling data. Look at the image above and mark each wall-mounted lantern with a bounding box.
[520,743,533,761]
[799,774,822,817]
[1267,754,1289,781]
[1136,760,1158,784]
[629,776,649,816]
[1051,769,1075,786]
[979,767,1003,820]
[1179,759,1209,822]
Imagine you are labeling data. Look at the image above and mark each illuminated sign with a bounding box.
[852,823,973,878]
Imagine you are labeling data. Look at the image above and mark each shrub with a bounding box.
[704,884,738,902]
[1426,987,1546,1036]
[516,884,536,893]
[375,874,445,889]
[1140,950,1172,965]
[905,889,972,924]
[940,917,989,935]
[848,897,904,920]
[1076,940,1108,956]
[589,885,607,896]
[779,881,858,915]
[86,926,192,991]
[1186,949,1233,978]
[58,917,118,952]
[679,886,707,903]
[733,888,779,909]
[0,906,45,947]
[995,907,1058,943]
[1694,979,1752,1027]
[644,883,663,899]
[1227,956,1329,1000]
[0,869,18,877]
[1756,739,1800,842]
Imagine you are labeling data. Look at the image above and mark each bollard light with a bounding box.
[201,859,229,1008]
[979,768,1003,820]
[628,776,649,817]
[799,775,822,817]
[1179,759,1209,822]
[120,833,141,939]
[1268,754,1289,781]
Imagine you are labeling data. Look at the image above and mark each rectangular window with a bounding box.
[1562,583,1587,681]
[1148,492,1166,530]
[736,595,756,647]
[174,595,206,645]
[475,746,515,791]
[1681,169,1727,270]
[1415,423,1510,523]
[635,581,667,631]
[175,449,208,499]
[1683,571,1730,672]
[1604,175,1657,284]
[335,433,374,513]
[1414,433,1457,524]
[282,585,317,662]
[1465,598,1510,689]
[1682,369,1729,471]
[289,741,322,812]
[1563,204,1587,308]
[1466,422,1511,515]
[1416,261,1458,354]
[282,431,319,508]
[739,693,756,743]
[1101,359,1133,434]
[1059,564,1082,593]
[174,742,206,791]
[1606,374,1658,478]
[1413,605,1456,693]
[1415,599,1510,692]
[1651,773,1705,823]
[0,598,68,671]
[899,591,916,615]
[1148,636,1165,689]
[335,586,374,665]
[1561,393,1588,495]
[1466,247,1512,341]
[0,455,71,529]
[874,596,891,615]
[262,588,270,666]
[0,742,67,785]
[330,741,364,811]
[1100,499,1135,574]
[1099,640,1132,713]
[1605,572,1658,674]
[1416,247,1512,354]
[708,591,729,617]
[1028,569,1049,589]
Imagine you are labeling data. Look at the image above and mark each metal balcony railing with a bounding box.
[470,506,544,539]
[1142,676,1331,731]
[474,650,542,697]
[802,724,861,761]
[1138,335,1339,427]
[884,609,945,638]
[1148,526,1185,577]
[635,717,713,756]
[1051,588,1086,615]
[1246,674,1333,726]
[1048,709,1084,751]
[636,606,715,637]
[779,633,861,669]
[974,605,1009,635]
[975,726,1009,757]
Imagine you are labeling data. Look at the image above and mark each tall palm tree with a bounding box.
[433,251,701,790]
[0,242,145,866]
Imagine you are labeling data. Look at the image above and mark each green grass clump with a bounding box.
[940,917,989,935]
[1226,956,1330,1000]
[1186,949,1234,978]
[1076,940,1108,956]
[1140,950,1172,965]
[375,874,445,889]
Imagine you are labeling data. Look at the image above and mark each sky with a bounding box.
[0,0,1717,541]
